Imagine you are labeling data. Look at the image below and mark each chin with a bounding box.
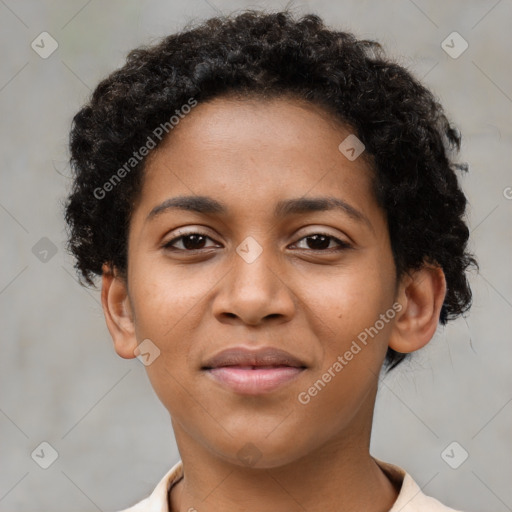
[211,433,312,470]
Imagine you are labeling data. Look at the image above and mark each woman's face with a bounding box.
[121,96,399,468]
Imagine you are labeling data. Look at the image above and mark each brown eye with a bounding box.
[163,233,217,251]
[294,233,351,251]
[162,232,350,253]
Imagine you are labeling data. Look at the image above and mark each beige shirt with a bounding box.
[116,458,462,512]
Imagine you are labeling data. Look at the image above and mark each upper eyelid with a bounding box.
[167,224,349,240]
[164,230,351,249]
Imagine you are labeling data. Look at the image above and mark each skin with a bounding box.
[101,96,446,512]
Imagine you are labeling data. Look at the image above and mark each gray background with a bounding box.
[1,0,511,511]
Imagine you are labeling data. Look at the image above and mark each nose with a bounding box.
[212,243,296,327]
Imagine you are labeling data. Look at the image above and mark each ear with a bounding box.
[101,264,138,359]
[388,264,447,354]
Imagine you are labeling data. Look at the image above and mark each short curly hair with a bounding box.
[64,9,477,370]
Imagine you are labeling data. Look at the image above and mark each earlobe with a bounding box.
[388,264,447,354]
[101,264,138,359]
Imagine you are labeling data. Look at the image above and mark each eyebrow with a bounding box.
[146,194,372,229]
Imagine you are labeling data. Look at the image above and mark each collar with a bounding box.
[122,458,460,512]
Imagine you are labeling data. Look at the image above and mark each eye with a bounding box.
[292,233,351,251]
[162,231,351,253]
[163,232,219,251]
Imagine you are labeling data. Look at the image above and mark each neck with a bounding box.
[168,399,399,512]
[170,446,398,512]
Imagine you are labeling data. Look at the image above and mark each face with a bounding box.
[119,96,400,468]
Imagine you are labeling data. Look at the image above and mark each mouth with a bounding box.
[201,347,307,395]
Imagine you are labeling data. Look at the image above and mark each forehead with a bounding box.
[152,95,367,165]
[137,96,377,219]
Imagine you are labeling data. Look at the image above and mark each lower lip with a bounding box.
[205,366,305,394]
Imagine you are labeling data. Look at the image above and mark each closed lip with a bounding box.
[201,346,307,369]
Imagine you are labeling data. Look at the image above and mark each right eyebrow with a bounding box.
[146,196,225,222]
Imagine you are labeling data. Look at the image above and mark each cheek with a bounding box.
[127,258,221,393]
[305,260,395,341]
[294,276,395,433]
[296,258,396,412]
[129,259,211,343]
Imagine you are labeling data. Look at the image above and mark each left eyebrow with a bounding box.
[146,194,373,231]
[275,196,372,230]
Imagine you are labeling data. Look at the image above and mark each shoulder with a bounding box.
[113,497,150,512]
[111,461,183,512]
[390,473,464,512]
[374,458,464,512]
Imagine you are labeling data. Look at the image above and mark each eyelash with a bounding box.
[162,231,351,252]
